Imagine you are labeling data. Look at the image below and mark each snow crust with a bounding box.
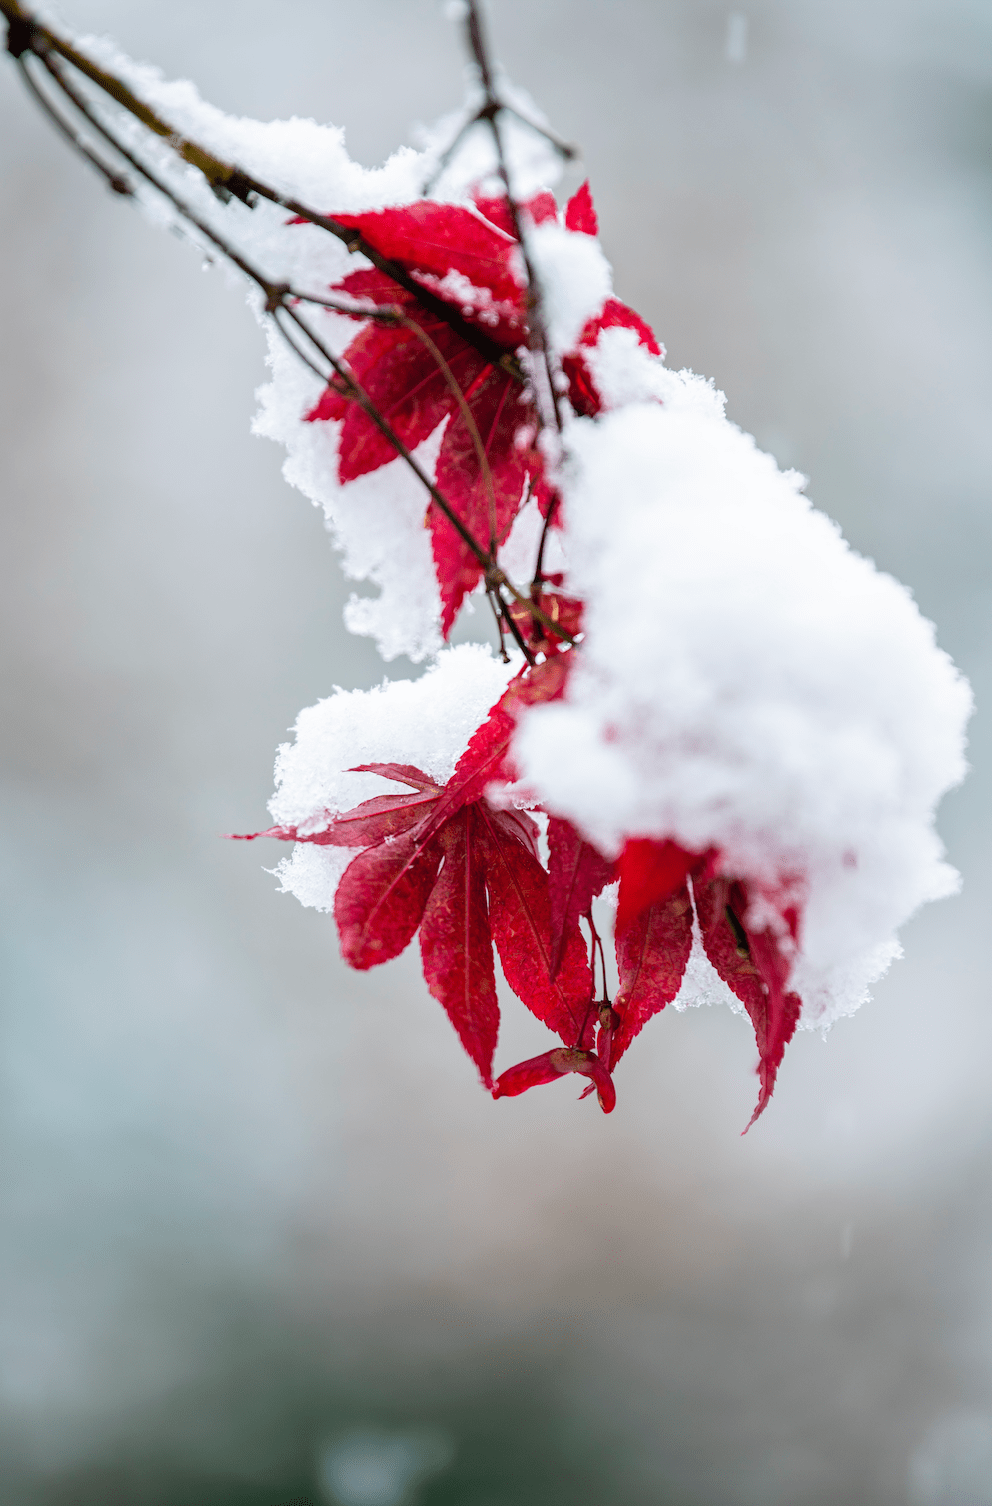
[514,381,972,1026]
[268,646,517,911]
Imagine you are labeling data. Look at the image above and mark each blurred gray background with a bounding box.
[1,1,990,1502]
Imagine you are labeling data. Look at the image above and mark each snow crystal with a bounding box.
[514,380,972,1027]
[267,646,517,910]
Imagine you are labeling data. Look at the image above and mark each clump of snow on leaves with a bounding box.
[267,646,517,912]
[514,381,972,1027]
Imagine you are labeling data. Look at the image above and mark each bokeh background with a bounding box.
[1,1,990,1501]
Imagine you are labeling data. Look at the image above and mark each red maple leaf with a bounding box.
[561,298,664,418]
[546,817,615,978]
[301,204,538,634]
[614,836,709,932]
[493,1045,616,1113]
[230,662,593,1093]
[233,687,804,1120]
[691,874,802,1128]
[603,884,694,1071]
[301,184,660,631]
[602,840,802,1122]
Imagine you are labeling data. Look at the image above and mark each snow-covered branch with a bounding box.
[0,0,971,1127]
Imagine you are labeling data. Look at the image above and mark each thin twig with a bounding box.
[395,310,500,554]
[4,0,578,648]
[595,927,610,1005]
[17,54,130,195]
[493,588,536,667]
[464,0,564,437]
[291,293,399,318]
[421,104,480,196]
[0,0,521,377]
[422,97,577,196]
[501,104,578,163]
[532,489,560,587]
[461,2,568,593]
[31,42,499,576]
[485,587,510,663]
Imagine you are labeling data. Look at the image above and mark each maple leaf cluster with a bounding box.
[238,666,801,1125]
[301,182,658,636]
[0,0,966,1149]
[237,182,803,1124]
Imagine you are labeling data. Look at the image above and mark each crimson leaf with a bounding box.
[608,885,694,1070]
[615,837,700,932]
[564,181,598,236]
[432,366,532,633]
[477,804,593,1047]
[334,827,442,969]
[419,807,500,1088]
[331,204,523,313]
[691,875,802,1129]
[493,1047,616,1113]
[547,818,615,978]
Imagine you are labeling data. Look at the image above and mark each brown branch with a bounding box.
[3,0,577,650]
[23,41,499,579]
[485,587,510,663]
[493,588,537,667]
[531,487,561,588]
[0,0,521,378]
